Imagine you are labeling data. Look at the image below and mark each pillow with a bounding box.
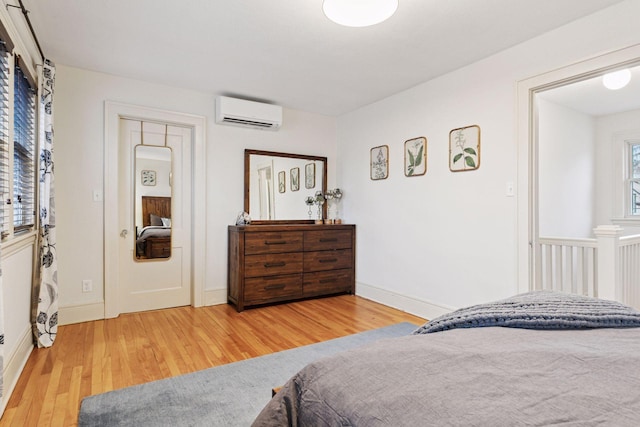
[149,214,163,226]
[161,217,172,227]
[413,291,640,334]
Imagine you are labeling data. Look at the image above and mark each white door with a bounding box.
[117,119,192,313]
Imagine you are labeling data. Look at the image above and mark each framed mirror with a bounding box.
[245,149,327,223]
[134,144,173,260]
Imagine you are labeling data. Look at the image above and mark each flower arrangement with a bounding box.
[305,188,344,222]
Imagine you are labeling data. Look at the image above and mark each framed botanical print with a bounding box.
[305,163,315,189]
[278,171,286,193]
[290,167,300,191]
[404,137,427,176]
[141,169,157,186]
[449,125,480,172]
[370,145,389,180]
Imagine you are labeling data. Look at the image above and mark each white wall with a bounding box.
[271,157,322,220]
[337,0,640,315]
[595,108,640,235]
[50,0,640,321]
[0,238,35,413]
[54,66,337,320]
[538,98,595,238]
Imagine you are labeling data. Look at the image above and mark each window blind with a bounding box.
[13,61,35,232]
[0,42,9,237]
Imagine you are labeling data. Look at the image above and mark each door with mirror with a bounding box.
[117,119,192,313]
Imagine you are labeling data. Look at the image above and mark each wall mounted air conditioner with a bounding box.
[215,96,282,131]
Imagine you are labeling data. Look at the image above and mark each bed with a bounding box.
[252,291,640,426]
[136,196,172,258]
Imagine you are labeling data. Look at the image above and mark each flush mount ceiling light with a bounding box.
[602,69,631,90]
[323,0,398,27]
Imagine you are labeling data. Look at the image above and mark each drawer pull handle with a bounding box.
[264,262,286,268]
[319,238,338,242]
[264,284,286,291]
[319,258,337,263]
[319,278,337,284]
[265,240,287,245]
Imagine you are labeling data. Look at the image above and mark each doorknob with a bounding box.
[120,229,128,238]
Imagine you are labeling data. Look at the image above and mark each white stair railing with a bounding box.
[537,225,640,309]
[537,237,597,297]
[620,234,640,309]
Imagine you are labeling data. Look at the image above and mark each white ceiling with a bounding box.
[21,0,626,116]
[537,64,640,117]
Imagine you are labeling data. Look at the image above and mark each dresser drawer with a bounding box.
[304,249,353,272]
[145,237,171,258]
[229,225,355,312]
[304,230,352,251]
[245,253,303,277]
[245,274,302,305]
[245,231,303,255]
[303,270,353,297]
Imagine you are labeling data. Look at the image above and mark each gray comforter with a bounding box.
[253,293,640,426]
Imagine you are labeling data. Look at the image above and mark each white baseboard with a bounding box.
[205,288,227,306]
[356,281,456,320]
[59,302,105,326]
[58,291,228,325]
[0,326,33,416]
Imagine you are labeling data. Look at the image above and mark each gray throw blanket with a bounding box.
[414,290,640,334]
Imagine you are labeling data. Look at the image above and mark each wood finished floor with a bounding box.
[1,295,425,426]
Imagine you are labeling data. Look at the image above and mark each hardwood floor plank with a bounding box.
[0,295,425,426]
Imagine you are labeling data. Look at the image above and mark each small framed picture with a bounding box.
[404,137,427,177]
[290,167,300,191]
[141,169,157,186]
[278,171,286,193]
[305,163,316,189]
[449,125,480,172]
[370,145,389,180]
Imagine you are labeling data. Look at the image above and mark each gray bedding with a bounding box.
[252,293,640,426]
[414,291,640,333]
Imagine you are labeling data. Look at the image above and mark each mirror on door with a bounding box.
[134,144,172,260]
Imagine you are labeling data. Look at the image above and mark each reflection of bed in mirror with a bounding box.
[136,196,171,259]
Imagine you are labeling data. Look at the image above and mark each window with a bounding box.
[629,141,640,216]
[0,42,9,237]
[0,33,37,240]
[12,62,36,233]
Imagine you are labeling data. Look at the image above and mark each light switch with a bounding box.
[506,181,515,197]
[93,190,103,202]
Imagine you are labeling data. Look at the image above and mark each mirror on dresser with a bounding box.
[244,149,327,223]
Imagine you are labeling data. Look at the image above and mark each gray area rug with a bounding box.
[78,322,416,426]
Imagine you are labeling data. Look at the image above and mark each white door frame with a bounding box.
[104,101,207,318]
[516,43,640,294]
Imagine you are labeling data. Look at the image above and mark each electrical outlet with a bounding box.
[82,279,93,293]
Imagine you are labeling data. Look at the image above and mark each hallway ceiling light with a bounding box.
[323,0,398,27]
[602,69,631,90]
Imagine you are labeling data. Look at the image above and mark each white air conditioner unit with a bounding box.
[215,96,282,131]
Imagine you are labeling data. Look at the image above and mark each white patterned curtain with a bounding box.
[0,255,4,397]
[33,59,58,347]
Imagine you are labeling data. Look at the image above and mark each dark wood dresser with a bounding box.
[228,224,355,311]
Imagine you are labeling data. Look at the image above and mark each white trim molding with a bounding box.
[204,288,227,306]
[58,302,105,326]
[103,101,207,318]
[0,326,33,416]
[356,281,456,321]
[517,43,640,295]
